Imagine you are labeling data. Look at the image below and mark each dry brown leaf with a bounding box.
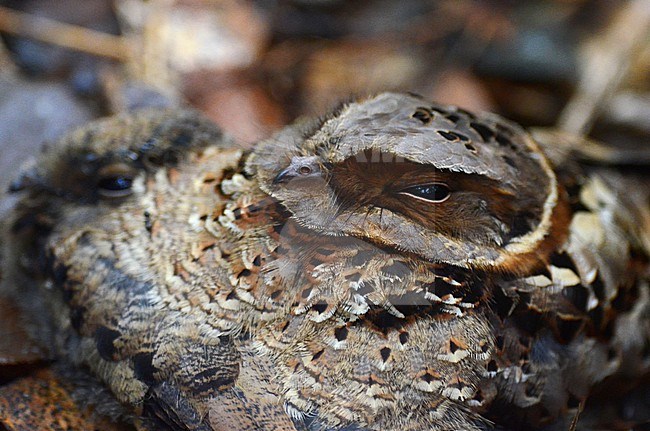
[0,369,131,431]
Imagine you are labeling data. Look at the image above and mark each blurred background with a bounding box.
[0,1,649,429]
[0,0,648,158]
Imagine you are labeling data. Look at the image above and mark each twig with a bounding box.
[557,0,650,136]
[531,127,650,165]
[567,399,585,431]
[0,5,130,61]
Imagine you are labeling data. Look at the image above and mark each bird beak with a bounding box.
[272,167,296,185]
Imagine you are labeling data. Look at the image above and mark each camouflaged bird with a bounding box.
[2,92,650,430]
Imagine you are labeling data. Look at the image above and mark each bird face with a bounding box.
[8,109,227,273]
[254,93,568,271]
[327,156,516,247]
[271,156,324,185]
[10,109,222,208]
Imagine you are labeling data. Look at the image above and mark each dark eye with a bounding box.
[299,165,312,175]
[96,163,136,198]
[399,183,450,203]
[97,175,134,197]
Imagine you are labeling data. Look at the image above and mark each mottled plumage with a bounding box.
[2,93,649,430]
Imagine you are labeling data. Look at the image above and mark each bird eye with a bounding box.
[97,164,136,198]
[399,183,450,203]
[97,175,134,197]
[299,165,312,175]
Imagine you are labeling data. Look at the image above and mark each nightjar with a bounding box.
[2,93,649,430]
